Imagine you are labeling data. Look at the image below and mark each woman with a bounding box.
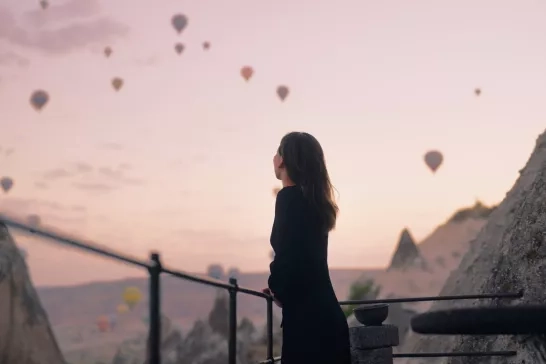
[263,132,351,364]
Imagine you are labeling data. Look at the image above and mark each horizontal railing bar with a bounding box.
[0,214,151,268]
[393,350,517,358]
[339,291,523,305]
[161,266,268,298]
[258,356,281,364]
[161,266,233,289]
[260,350,517,363]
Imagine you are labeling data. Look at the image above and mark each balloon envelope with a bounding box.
[123,286,142,309]
[96,315,110,332]
[40,0,48,9]
[112,78,123,91]
[202,42,210,50]
[117,303,129,314]
[227,267,240,280]
[1,177,13,193]
[171,14,188,34]
[207,264,224,280]
[104,47,112,57]
[174,43,185,54]
[424,151,443,173]
[30,90,49,111]
[276,86,289,101]
[475,88,481,96]
[241,66,253,81]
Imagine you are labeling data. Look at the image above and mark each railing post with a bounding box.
[148,252,162,364]
[266,297,274,362]
[228,277,238,364]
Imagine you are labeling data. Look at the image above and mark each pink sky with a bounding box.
[0,0,545,286]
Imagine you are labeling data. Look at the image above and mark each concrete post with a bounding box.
[350,305,399,364]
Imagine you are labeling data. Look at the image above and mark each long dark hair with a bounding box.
[278,132,338,231]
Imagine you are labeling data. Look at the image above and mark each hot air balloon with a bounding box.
[202,42,210,50]
[276,86,289,101]
[227,267,240,280]
[96,315,110,332]
[474,88,481,96]
[1,177,13,193]
[111,78,123,91]
[30,90,49,111]
[272,187,281,197]
[207,264,224,280]
[122,286,142,309]
[424,150,443,173]
[104,47,112,58]
[117,303,129,314]
[40,0,48,10]
[27,214,41,227]
[174,43,185,55]
[241,66,253,82]
[171,14,188,34]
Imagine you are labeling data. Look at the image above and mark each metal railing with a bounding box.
[0,215,523,364]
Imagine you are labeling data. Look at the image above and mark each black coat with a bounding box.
[268,186,351,364]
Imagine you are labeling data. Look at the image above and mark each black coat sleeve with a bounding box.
[267,190,304,304]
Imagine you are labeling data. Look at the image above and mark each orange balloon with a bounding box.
[241,66,254,82]
[96,315,110,332]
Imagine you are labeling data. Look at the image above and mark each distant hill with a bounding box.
[37,268,380,332]
[358,201,494,313]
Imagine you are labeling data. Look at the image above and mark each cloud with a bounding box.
[24,0,101,28]
[71,205,86,212]
[73,162,93,173]
[134,55,159,67]
[43,168,73,180]
[0,197,87,227]
[34,181,49,189]
[72,182,117,193]
[0,51,30,67]
[98,142,123,151]
[173,228,268,250]
[41,162,93,180]
[97,165,144,185]
[0,5,129,54]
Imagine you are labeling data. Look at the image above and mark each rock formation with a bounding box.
[112,314,183,364]
[387,228,427,271]
[400,129,546,364]
[0,222,66,364]
[112,290,255,364]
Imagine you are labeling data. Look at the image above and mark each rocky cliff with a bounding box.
[0,222,66,364]
[387,228,428,271]
[400,129,546,364]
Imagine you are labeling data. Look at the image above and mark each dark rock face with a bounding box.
[0,223,66,364]
[387,228,428,271]
[400,130,546,364]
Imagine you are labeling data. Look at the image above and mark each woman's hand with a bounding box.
[262,288,283,308]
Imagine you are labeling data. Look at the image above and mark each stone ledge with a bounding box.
[351,346,393,364]
[350,324,399,350]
